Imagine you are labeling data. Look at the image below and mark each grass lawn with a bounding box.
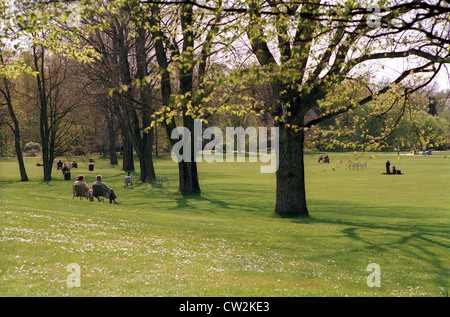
[0,152,449,297]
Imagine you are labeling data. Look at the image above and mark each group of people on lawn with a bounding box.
[57,160,77,171]
[74,174,121,204]
[318,154,330,163]
[385,160,402,174]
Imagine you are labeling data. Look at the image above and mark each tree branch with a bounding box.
[304,61,436,128]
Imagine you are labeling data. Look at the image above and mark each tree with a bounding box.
[147,0,228,193]
[0,52,29,181]
[0,0,99,180]
[25,48,88,180]
[387,88,450,151]
[79,2,157,181]
[227,0,450,216]
[3,0,449,215]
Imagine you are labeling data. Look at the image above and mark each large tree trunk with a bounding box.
[40,100,52,181]
[150,4,200,193]
[42,144,52,181]
[121,132,134,172]
[178,160,201,193]
[107,114,118,165]
[135,25,156,183]
[177,4,201,194]
[274,125,308,217]
[142,123,156,182]
[13,130,28,182]
[134,126,156,182]
[174,115,201,192]
[34,46,52,181]
[178,115,201,193]
[126,111,156,182]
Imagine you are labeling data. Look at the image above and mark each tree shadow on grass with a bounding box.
[0,180,15,185]
[38,180,58,187]
[169,190,279,216]
[289,199,449,291]
[170,191,231,213]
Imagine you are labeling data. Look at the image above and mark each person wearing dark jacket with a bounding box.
[93,175,120,204]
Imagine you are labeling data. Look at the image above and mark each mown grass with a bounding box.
[0,152,449,296]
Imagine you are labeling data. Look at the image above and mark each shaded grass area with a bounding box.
[0,152,449,296]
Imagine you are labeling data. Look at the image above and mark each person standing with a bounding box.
[62,163,71,180]
[57,160,63,171]
[386,160,391,174]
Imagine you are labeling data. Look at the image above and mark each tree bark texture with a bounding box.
[274,125,309,217]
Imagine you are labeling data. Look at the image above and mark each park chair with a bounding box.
[92,184,107,203]
[159,176,170,188]
[145,176,170,188]
[124,176,133,189]
[73,184,87,200]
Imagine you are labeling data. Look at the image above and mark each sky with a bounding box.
[369,58,450,92]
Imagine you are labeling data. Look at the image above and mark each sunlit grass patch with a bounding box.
[0,152,449,296]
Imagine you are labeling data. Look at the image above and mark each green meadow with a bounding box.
[0,152,449,296]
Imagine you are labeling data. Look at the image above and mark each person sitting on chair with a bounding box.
[74,175,93,201]
[125,172,133,188]
[93,175,120,205]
